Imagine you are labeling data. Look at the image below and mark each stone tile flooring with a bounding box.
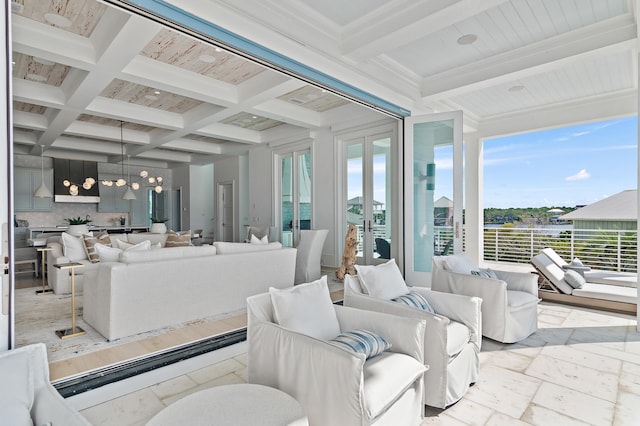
[78,302,640,425]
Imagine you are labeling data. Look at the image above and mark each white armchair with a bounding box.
[0,343,90,425]
[343,273,481,408]
[432,253,539,343]
[294,229,328,284]
[247,281,427,426]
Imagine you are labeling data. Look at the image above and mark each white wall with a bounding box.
[172,165,190,230]
[188,164,215,238]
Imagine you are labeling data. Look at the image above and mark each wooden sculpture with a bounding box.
[336,224,359,280]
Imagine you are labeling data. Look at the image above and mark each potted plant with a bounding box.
[65,215,92,236]
[150,217,168,234]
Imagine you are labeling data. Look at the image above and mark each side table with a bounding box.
[53,262,85,339]
[146,384,308,426]
[35,247,53,295]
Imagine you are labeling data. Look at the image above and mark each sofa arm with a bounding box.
[334,305,426,362]
[433,270,508,311]
[247,320,368,426]
[32,385,90,426]
[494,270,538,295]
[412,288,482,350]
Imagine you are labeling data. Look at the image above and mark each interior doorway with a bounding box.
[217,182,235,242]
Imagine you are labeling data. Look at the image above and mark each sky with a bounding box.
[483,116,637,209]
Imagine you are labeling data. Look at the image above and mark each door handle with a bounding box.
[368,220,373,232]
[455,222,460,238]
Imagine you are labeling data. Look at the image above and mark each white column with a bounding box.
[464,133,483,265]
[637,53,640,327]
[1,2,11,350]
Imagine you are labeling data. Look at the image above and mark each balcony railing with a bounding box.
[435,226,638,273]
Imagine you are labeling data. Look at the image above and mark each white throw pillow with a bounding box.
[61,232,88,262]
[443,253,478,275]
[355,259,409,300]
[94,243,122,262]
[115,239,151,251]
[564,270,586,289]
[269,276,340,340]
[250,234,268,244]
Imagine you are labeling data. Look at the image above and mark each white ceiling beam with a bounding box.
[86,97,184,130]
[12,79,66,109]
[137,150,193,163]
[343,0,509,62]
[163,138,224,155]
[421,16,637,100]
[251,99,322,128]
[121,56,238,106]
[13,110,48,131]
[12,129,37,145]
[477,89,638,139]
[64,121,150,146]
[196,122,262,144]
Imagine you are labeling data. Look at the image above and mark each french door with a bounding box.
[344,132,393,264]
[278,148,312,247]
[404,111,463,286]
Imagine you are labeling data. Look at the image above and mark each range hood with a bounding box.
[53,159,100,203]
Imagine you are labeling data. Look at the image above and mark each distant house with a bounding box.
[434,196,453,226]
[560,189,637,231]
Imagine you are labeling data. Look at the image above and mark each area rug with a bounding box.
[14,287,245,363]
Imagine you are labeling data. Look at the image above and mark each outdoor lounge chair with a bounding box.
[539,248,637,287]
[531,249,637,315]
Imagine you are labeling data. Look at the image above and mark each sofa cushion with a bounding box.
[250,234,269,244]
[119,245,216,264]
[214,241,282,254]
[269,276,340,340]
[61,232,87,262]
[95,243,121,262]
[507,290,539,310]
[443,253,477,275]
[446,320,471,357]
[127,233,168,247]
[355,259,408,300]
[83,231,111,263]
[165,230,191,248]
[329,329,391,359]
[362,352,425,420]
[471,268,499,279]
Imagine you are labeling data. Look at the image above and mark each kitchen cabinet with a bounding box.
[14,167,54,212]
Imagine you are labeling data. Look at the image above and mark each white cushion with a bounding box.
[119,245,216,264]
[0,349,33,425]
[214,241,282,254]
[355,259,408,300]
[442,253,477,275]
[564,270,585,289]
[251,234,268,244]
[94,243,121,262]
[269,276,340,340]
[61,232,88,262]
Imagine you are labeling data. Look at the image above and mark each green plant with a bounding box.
[151,217,168,223]
[65,215,92,225]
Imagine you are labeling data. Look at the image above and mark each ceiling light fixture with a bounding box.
[101,121,164,198]
[43,13,72,27]
[457,34,478,45]
[34,145,52,198]
[199,54,216,63]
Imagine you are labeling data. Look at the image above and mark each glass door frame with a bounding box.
[336,122,398,265]
[273,141,313,247]
[403,111,463,286]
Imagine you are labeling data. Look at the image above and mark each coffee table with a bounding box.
[146,384,308,426]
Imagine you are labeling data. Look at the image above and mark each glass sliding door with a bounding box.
[278,148,312,247]
[404,111,463,285]
[345,132,392,264]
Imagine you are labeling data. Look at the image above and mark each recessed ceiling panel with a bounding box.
[221,112,284,131]
[279,85,349,112]
[100,79,203,114]
[387,0,629,78]
[15,0,107,37]
[141,29,265,84]
[298,0,389,26]
[14,101,47,114]
[12,53,71,86]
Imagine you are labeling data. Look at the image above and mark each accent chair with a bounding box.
[294,229,328,284]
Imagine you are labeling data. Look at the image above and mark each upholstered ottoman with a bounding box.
[146,384,308,426]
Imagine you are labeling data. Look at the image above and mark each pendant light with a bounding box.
[34,145,52,198]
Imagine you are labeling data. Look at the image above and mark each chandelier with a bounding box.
[100,121,164,200]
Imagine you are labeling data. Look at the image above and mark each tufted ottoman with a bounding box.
[146,383,308,426]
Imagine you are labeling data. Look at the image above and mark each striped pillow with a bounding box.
[329,329,391,359]
[392,291,435,314]
[470,268,499,279]
[83,231,111,263]
[165,230,191,248]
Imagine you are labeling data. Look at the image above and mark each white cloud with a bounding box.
[565,169,591,181]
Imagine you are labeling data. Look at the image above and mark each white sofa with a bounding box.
[0,343,90,425]
[83,242,297,340]
[46,232,169,294]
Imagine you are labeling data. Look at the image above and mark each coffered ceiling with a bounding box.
[10,0,639,167]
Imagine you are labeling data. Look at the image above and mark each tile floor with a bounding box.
[70,301,640,425]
